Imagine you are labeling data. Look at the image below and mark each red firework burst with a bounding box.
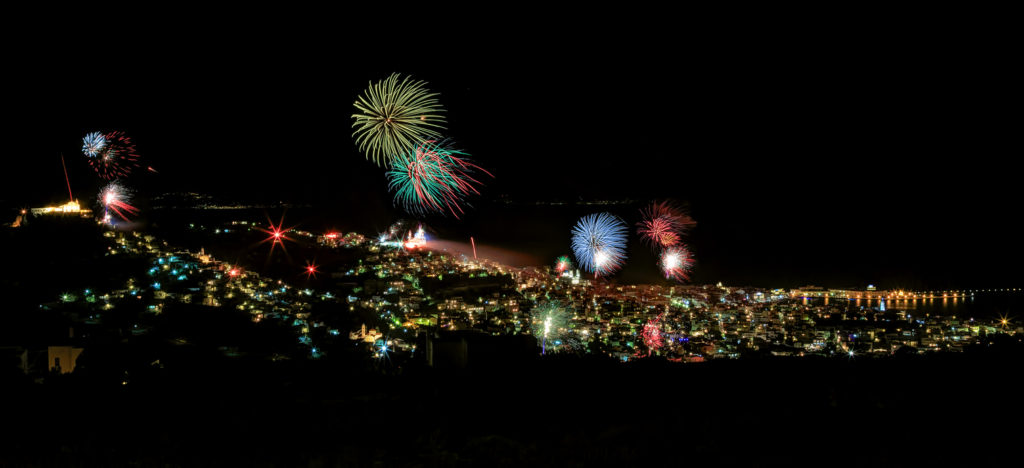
[89,131,140,180]
[639,217,680,247]
[256,214,294,254]
[638,201,695,249]
[303,260,319,279]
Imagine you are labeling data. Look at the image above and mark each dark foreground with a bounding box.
[2,218,1020,466]
[3,348,1022,467]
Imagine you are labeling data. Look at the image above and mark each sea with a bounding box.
[799,292,1024,321]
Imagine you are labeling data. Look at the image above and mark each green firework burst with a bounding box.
[352,73,447,166]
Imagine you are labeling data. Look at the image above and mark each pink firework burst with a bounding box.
[99,182,139,222]
[641,313,665,357]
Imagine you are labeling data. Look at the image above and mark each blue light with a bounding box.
[158,258,165,265]
[176,275,187,281]
[152,283,161,290]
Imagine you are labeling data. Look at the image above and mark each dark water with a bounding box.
[803,292,1024,320]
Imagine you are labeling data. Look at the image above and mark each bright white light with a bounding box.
[664,252,680,270]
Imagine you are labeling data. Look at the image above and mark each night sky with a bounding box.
[7,35,1019,289]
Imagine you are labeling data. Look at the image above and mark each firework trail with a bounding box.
[660,246,693,282]
[387,139,492,218]
[84,131,140,179]
[571,212,628,277]
[352,73,447,166]
[530,301,569,355]
[98,182,139,222]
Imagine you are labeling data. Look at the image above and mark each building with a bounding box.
[30,200,93,217]
[47,346,84,374]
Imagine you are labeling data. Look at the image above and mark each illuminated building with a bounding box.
[48,346,84,374]
[30,200,93,217]
[320,231,368,248]
[404,225,427,250]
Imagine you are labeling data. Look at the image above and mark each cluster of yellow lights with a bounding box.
[34,200,83,214]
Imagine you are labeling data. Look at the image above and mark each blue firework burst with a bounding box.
[82,132,106,158]
[571,212,629,276]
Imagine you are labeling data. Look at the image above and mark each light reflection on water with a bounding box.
[802,293,1023,319]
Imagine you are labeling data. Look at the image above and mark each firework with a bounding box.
[638,201,695,249]
[387,139,492,218]
[555,256,573,274]
[571,212,628,277]
[352,73,447,166]
[82,132,106,157]
[98,182,139,222]
[660,246,693,282]
[256,214,293,254]
[304,260,319,279]
[639,216,679,248]
[530,301,569,355]
[641,313,665,356]
[86,131,140,179]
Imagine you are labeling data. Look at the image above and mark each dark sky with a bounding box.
[6,30,1020,289]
